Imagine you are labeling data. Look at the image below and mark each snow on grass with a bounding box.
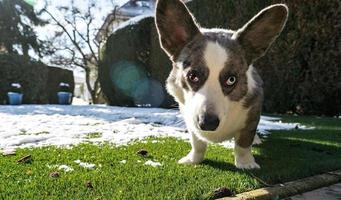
[119,160,127,164]
[0,105,310,151]
[58,165,74,172]
[74,160,96,170]
[1,148,16,156]
[47,164,74,172]
[72,97,89,105]
[144,160,162,167]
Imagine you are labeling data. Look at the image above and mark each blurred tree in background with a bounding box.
[0,0,46,58]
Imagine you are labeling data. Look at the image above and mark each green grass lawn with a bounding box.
[0,115,340,199]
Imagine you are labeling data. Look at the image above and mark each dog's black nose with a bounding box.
[198,114,220,131]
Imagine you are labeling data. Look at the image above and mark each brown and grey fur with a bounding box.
[155,0,288,169]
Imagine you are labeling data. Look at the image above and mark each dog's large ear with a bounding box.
[155,0,200,59]
[234,4,288,64]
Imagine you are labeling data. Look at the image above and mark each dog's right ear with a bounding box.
[155,0,200,59]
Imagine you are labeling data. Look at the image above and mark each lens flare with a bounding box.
[110,61,147,97]
[133,79,165,107]
[110,60,165,107]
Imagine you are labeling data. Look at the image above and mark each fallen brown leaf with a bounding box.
[86,181,94,189]
[17,155,32,164]
[137,149,148,157]
[49,172,60,178]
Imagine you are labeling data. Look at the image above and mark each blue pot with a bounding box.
[7,92,23,105]
[57,92,72,105]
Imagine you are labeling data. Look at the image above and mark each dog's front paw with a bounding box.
[234,145,260,170]
[235,160,260,169]
[178,152,204,165]
[235,155,260,169]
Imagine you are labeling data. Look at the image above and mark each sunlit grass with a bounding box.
[0,116,340,199]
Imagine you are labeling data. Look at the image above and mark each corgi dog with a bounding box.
[155,0,288,169]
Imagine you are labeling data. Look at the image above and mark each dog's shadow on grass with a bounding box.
[202,159,239,172]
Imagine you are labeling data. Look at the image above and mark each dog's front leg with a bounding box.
[178,132,207,164]
[234,144,260,169]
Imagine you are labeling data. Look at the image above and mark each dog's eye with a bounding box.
[187,71,200,83]
[225,76,237,86]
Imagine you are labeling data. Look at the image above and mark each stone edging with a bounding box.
[219,170,341,200]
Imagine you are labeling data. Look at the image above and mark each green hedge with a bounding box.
[0,53,48,104]
[0,54,74,104]
[46,66,75,104]
[100,0,340,115]
[187,0,340,116]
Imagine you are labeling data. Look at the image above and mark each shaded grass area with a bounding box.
[251,115,341,184]
[0,116,340,199]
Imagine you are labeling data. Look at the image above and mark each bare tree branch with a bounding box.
[41,1,105,104]
[43,8,88,63]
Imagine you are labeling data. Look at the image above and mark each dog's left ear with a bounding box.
[155,0,201,60]
[234,4,288,64]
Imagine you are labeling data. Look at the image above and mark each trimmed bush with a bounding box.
[99,17,174,108]
[0,53,48,104]
[0,54,74,104]
[47,67,74,104]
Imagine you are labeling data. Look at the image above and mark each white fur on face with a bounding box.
[183,42,230,134]
[182,41,252,142]
[246,65,257,91]
[204,42,229,72]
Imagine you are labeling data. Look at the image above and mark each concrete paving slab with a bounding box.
[288,183,341,200]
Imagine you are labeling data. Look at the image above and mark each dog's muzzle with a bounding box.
[197,113,220,131]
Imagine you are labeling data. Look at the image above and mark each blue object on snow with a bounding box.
[57,92,72,105]
[7,92,23,105]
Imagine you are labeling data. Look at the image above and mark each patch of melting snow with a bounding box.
[74,160,96,169]
[58,165,74,172]
[0,105,311,151]
[119,160,127,164]
[47,164,74,172]
[219,140,236,149]
[1,148,16,155]
[144,160,162,167]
